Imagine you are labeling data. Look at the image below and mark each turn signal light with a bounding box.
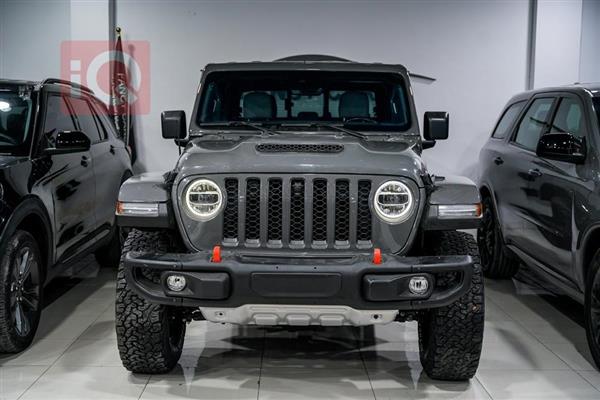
[373,248,382,265]
[115,201,159,217]
[438,203,482,219]
[211,245,222,263]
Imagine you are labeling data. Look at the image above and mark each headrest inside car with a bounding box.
[243,92,276,119]
[339,91,370,118]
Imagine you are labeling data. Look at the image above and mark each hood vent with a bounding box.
[256,143,344,154]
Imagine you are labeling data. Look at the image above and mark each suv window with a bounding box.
[492,101,525,139]
[69,96,103,142]
[513,98,554,151]
[43,94,77,147]
[550,97,585,139]
[0,87,33,154]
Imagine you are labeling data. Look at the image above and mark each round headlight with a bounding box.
[373,180,414,223]
[183,179,223,221]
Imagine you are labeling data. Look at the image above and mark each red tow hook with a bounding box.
[211,245,222,263]
[372,248,382,265]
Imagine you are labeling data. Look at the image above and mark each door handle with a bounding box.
[110,145,115,155]
[528,168,542,177]
[494,157,504,165]
[81,155,89,167]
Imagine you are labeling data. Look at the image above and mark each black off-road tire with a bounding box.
[0,230,43,353]
[115,229,186,374]
[478,195,519,279]
[584,249,600,369]
[418,231,484,381]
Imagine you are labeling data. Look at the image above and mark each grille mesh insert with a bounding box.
[289,179,305,241]
[223,179,239,240]
[357,181,372,241]
[312,179,328,242]
[267,179,283,241]
[244,179,261,240]
[335,180,350,241]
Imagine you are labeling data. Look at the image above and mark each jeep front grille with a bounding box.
[222,176,373,249]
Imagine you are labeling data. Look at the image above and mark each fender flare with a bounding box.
[0,196,54,281]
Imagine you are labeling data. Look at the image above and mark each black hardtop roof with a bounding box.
[203,54,409,75]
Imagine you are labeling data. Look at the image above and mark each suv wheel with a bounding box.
[115,229,186,374]
[585,249,600,369]
[478,196,519,279]
[418,231,484,380]
[0,230,42,353]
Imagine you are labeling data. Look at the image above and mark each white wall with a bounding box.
[2,0,598,179]
[580,0,600,83]
[533,0,583,88]
[0,0,71,80]
[117,0,530,177]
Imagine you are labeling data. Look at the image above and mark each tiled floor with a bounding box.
[1,258,599,399]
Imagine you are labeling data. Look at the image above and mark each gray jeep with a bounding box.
[114,55,484,381]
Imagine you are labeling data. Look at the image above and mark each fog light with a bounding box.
[408,276,429,295]
[166,275,187,292]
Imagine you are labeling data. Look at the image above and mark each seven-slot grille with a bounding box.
[222,177,372,249]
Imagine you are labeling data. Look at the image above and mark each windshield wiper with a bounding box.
[198,121,280,136]
[306,122,368,140]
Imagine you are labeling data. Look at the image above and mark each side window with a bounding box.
[42,95,76,146]
[492,101,525,139]
[90,101,109,140]
[550,97,585,139]
[513,98,554,151]
[68,96,103,142]
[93,100,119,138]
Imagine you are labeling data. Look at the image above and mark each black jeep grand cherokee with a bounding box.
[478,83,600,368]
[0,79,131,352]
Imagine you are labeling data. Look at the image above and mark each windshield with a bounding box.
[196,71,412,133]
[0,86,33,154]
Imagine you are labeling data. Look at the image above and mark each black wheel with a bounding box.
[477,195,519,279]
[95,226,128,268]
[115,229,186,374]
[585,249,600,369]
[0,230,43,353]
[418,231,484,381]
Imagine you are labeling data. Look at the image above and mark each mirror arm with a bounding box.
[422,140,436,150]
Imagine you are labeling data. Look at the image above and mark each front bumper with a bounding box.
[124,250,474,324]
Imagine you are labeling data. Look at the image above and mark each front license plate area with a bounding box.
[250,272,342,298]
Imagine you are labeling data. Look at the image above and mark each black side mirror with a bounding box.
[161,110,187,139]
[423,112,449,141]
[44,130,91,155]
[537,132,586,164]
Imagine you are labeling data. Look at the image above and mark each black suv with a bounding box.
[115,56,484,381]
[478,84,600,367]
[0,79,131,352]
